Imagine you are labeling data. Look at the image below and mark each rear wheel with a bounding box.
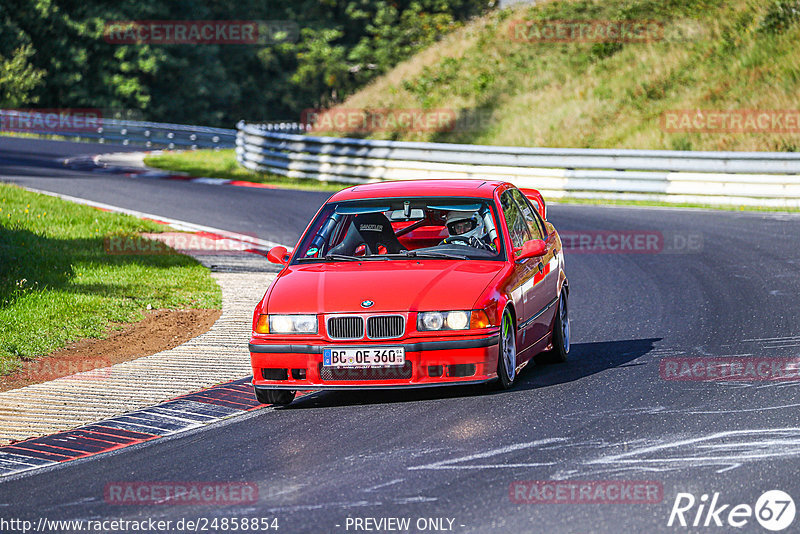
[496,307,517,389]
[534,288,570,365]
[254,388,296,406]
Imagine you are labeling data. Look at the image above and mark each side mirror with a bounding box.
[266,246,289,265]
[515,239,547,260]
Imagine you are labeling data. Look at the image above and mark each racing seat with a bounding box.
[329,213,406,256]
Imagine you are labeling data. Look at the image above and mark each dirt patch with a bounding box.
[0,308,221,392]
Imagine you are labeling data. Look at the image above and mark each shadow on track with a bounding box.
[283,337,661,409]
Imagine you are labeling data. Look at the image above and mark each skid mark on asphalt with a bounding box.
[719,381,800,390]
[262,496,440,514]
[364,478,404,492]
[722,335,800,353]
[741,335,800,343]
[579,427,800,475]
[560,406,670,419]
[0,378,266,479]
[407,429,800,478]
[407,438,565,470]
[560,401,800,419]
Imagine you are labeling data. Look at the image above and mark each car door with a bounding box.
[498,189,538,354]
[510,188,559,343]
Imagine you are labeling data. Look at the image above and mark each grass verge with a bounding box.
[144,149,351,193]
[330,0,800,152]
[0,183,221,375]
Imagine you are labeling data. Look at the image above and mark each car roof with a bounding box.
[328,179,507,202]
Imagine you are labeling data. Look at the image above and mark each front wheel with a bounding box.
[254,388,296,406]
[534,288,570,365]
[496,307,517,389]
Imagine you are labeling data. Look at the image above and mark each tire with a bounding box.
[254,388,296,406]
[534,288,570,365]
[496,307,517,389]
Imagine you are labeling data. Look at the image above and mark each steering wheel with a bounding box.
[442,236,490,250]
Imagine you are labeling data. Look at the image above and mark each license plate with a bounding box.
[323,347,405,367]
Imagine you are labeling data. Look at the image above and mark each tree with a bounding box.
[0,45,45,107]
[0,0,493,125]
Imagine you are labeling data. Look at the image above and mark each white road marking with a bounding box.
[586,428,800,463]
[581,428,800,474]
[393,496,438,504]
[742,335,800,342]
[364,479,404,492]
[419,428,800,478]
[408,438,565,470]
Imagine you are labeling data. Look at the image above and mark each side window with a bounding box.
[531,208,548,239]
[500,190,531,249]
[510,189,546,240]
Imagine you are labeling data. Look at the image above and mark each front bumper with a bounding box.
[249,333,499,390]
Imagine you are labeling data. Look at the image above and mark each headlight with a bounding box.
[446,311,470,330]
[418,311,472,331]
[267,314,318,334]
[420,312,444,331]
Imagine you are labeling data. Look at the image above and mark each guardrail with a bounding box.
[2,111,305,150]
[0,110,238,149]
[236,121,800,208]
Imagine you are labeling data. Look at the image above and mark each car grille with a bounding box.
[327,316,364,339]
[319,361,413,381]
[367,315,405,339]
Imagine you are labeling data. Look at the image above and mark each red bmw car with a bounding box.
[249,179,569,405]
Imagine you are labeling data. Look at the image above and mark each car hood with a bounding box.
[266,260,504,314]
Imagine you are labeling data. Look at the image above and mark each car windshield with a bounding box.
[292,197,505,263]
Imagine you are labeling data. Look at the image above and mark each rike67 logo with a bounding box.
[668,490,795,531]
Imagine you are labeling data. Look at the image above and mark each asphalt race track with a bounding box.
[2,137,800,533]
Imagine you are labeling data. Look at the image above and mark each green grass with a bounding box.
[332,0,800,152]
[0,132,75,143]
[0,184,221,375]
[144,150,351,193]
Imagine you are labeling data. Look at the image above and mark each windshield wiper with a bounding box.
[296,254,362,262]
[324,254,363,261]
[406,250,469,260]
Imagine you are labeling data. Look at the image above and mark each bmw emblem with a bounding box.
[361,300,374,308]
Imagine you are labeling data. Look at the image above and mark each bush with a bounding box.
[759,0,800,33]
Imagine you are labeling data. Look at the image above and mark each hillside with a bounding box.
[322,0,800,152]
